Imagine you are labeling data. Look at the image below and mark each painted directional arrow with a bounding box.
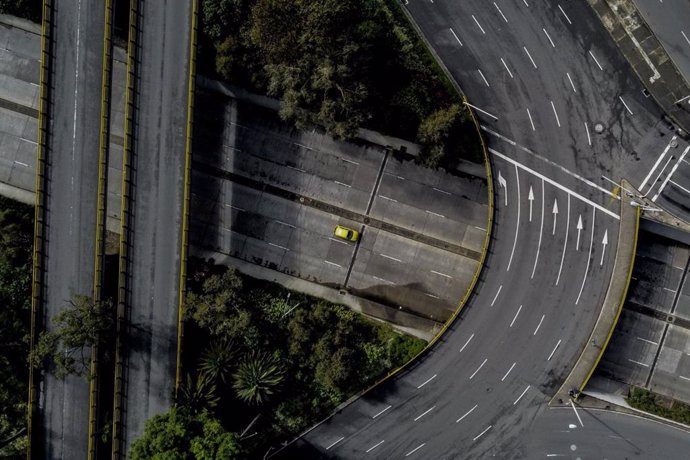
[576,215,583,251]
[552,198,559,235]
[600,229,608,266]
[498,171,507,206]
[528,186,535,222]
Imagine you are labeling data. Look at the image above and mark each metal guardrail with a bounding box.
[112,0,139,457]
[27,1,51,458]
[87,1,114,458]
[175,0,199,394]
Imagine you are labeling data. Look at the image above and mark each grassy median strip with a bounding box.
[627,387,690,426]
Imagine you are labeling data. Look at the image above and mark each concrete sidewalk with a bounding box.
[588,0,690,135]
[551,181,640,405]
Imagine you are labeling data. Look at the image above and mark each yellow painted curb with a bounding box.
[175,0,199,394]
[27,1,51,458]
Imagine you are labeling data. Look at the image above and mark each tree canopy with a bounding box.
[129,407,243,460]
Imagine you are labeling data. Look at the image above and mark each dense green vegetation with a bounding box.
[131,258,425,458]
[30,295,113,379]
[627,387,690,425]
[200,0,480,165]
[0,197,32,457]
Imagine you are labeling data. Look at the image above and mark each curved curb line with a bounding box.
[268,1,495,455]
[550,181,640,405]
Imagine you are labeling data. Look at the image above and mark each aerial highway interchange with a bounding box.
[10,0,690,458]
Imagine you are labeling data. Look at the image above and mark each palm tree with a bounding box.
[199,338,236,384]
[177,373,219,413]
[233,350,284,406]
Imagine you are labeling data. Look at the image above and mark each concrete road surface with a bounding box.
[119,0,193,454]
[277,1,680,457]
[38,1,106,458]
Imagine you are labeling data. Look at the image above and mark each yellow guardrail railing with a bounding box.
[112,0,138,457]
[88,0,113,458]
[27,1,51,458]
[176,0,199,393]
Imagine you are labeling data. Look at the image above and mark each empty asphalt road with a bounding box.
[118,0,194,454]
[37,0,107,458]
[278,1,680,457]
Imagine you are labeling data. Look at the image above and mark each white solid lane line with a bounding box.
[589,50,603,70]
[459,333,475,353]
[413,406,436,422]
[494,2,508,22]
[680,375,690,382]
[469,358,488,379]
[405,443,426,457]
[526,107,535,131]
[473,425,492,442]
[566,72,577,92]
[491,285,503,306]
[501,57,514,78]
[531,179,545,279]
[550,100,561,127]
[556,195,571,286]
[533,314,545,335]
[558,4,572,24]
[501,362,516,381]
[670,180,690,195]
[507,164,520,272]
[653,146,690,201]
[366,440,385,453]
[380,253,402,263]
[509,305,523,328]
[547,339,562,361]
[576,208,596,305]
[478,69,490,87]
[456,404,478,423]
[450,27,463,46]
[490,148,619,219]
[513,385,531,405]
[326,436,345,450]
[523,46,538,68]
[619,96,634,115]
[417,374,437,389]
[472,15,486,34]
[373,405,392,419]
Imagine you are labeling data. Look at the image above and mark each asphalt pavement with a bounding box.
[37,1,106,458]
[279,1,683,457]
[119,0,193,454]
[635,0,690,85]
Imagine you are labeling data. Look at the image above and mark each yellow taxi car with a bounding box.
[334,225,359,242]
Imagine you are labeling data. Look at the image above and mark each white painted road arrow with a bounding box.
[552,199,559,235]
[600,229,608,265]
[498,171,507,206]
[576,215,583,251]
[528,186,535,222]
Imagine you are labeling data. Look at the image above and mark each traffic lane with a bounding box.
[597,310,663,387]
[299,157,620,457]
[635,0,690,84]
[41,0,106,456]
[406,0,664,184]
[522,406,690,459]
[123,0,193,451]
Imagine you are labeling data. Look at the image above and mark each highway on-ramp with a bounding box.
[116,0,195,455]
[35,0,108,458]
[279,1,683,458]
